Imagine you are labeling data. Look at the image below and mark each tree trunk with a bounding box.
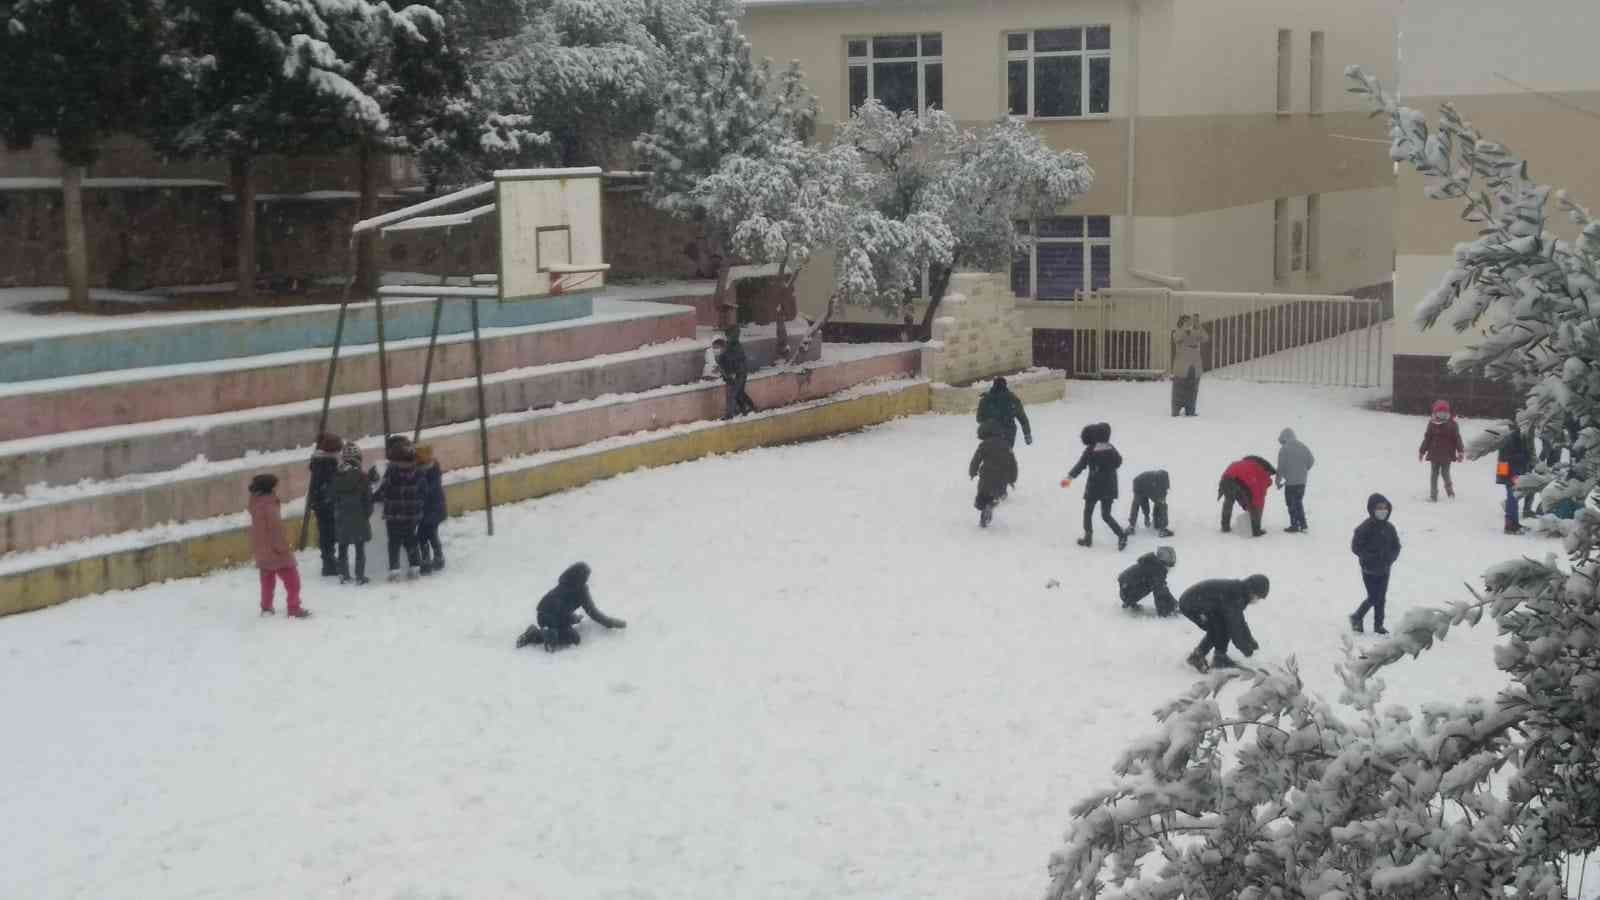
[231,157,258,303]
[773,274,796,357]
[356,140,380,296]
[787,293,837,365]
[61,164,90,309]
[916,265,955,340]
[713,260,734,330]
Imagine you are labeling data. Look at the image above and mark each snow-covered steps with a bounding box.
[0,370,929,617]
[0,297,699,442]
[0,346,920,558]
[0,333,800,494]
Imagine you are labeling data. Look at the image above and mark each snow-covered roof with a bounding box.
[741,0,873,8]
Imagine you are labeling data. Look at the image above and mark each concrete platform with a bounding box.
[929,368,1068,414]
[0,334,805,493]
[0,348,920,556]
[0,379,929,617]
[0,297,700,441]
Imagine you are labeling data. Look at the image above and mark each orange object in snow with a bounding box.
[1497,461,1511,478]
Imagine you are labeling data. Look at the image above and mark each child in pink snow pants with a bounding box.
[248,474,311,618]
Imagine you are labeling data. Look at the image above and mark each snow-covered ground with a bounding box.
[0,379,1589,899]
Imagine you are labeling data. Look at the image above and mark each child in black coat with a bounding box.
[1179,574,1269,671]
[970,420,1019,527]
[1127,469,1173,537]
[1118,545,1177,615]
[516,562,628,651]
[1064,422,1127,550]
[1349,493,1401,634]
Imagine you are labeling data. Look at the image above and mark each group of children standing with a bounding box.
[246,432,452,618]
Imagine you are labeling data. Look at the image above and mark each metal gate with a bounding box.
[1042,288,1385,388]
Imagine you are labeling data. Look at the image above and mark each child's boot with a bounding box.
[979,507,993,528]
[287,606,313,619]
[1211,652,1240,669]
[1185,648,1210,673]
[1117,531,1129,551]
[1348,612,1364,634]
[1076,534,1092,548]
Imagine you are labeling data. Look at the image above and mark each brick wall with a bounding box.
[920,273,1033,385]
[602,178,710,280]
[1393,353,1520,417]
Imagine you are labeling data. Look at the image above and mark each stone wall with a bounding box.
[919,273,1034,385]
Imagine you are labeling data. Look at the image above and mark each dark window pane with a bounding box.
[1035,56,1082,117]
[1087,215,1110,237]
[924,63,942,109]
[1037,243,1085,299]
[1006,32,1028,52]
[1011,253,1032,297]
[1035,27,1081,52]
[1007,61,1029,116]
[1086,25,1111,50]
[1088,57,1110,114]
[1038,216,1083,238]
[1014,219,1032,236]
[872,35,918,58]
[849,65,868,111]
[1090,244,1112,289]
[847,39,867,58]
[920,33,942,56]
[873,61,917,112]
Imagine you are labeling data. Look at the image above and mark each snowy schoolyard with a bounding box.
[0,378,1562,899]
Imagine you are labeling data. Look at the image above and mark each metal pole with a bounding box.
[1342,300,1352,387]
[469,295,495,536]
[375,286,392,440]
[297,239,357,551]
[411,229,453,443]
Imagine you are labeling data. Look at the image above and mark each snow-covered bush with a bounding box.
[1044,68,1600,900]
[833,101,1093,330]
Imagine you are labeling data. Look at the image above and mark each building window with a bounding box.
[1273,198,1288,280]
[1305,193,1320,273]
[1276,29,1292,114]
[1011,215,1112,300]
[848,33,943,113]
[1308,31,1325,114]
[1005,27,1111,119]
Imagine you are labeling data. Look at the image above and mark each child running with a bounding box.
[1064,422,1127,550]
[969,421,1018,528]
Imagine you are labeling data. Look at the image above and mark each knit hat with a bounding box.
[1155,546,1177,567]
[316,432,343,454]
[340,442,363,468]
[993,376,1008,391]
[248,473,278,496]
[414,444,435,467]
[1244,573,1271,599]
[1432,399,1451,416]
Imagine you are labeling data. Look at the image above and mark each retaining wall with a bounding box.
[0,381,931,617]
[920,273,1033,385]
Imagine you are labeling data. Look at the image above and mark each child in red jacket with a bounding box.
[1218,455,1276,537]
[248,474,310,618]
[1419,399,1465,501]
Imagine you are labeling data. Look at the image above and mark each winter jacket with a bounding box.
[1069,423,1122,501]
[535,562,625,629]
[308,450,339,513]
[1119,552,1174,599]
[1420,417,1465,464]
[377,459,423,523]
[1275,429,1316,486]
[1350,492,1402,574]
[418,463,447,526]
[1171,322,1209,378]
[716,340,749,383]
[247,493,296,571]
[1131,469,1170,501]
[976,386,1032,444]
[1496,429,1531,485]
[1177,579,1259,656]
[970,437,1018,498]
[1220,456,1276,512]
[332,467,374,544]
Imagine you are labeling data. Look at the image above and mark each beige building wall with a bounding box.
[743,0,1397,331]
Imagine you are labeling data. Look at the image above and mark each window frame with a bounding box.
[1004,26,1113,121]
[1308,30,1325,115]
[1012,215,1114,301]
[846,33,944,115]
[1275,28,1293,115]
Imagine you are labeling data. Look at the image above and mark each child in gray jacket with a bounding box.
[1276,428,1315,533]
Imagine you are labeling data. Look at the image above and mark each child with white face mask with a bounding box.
[1349,493,1401,634]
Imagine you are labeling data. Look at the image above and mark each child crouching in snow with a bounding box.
[1127,469,1173,537]
[1178,574,1268,672]
[248,474,310,618]
[516,562,627,651]
[1118,545,1177,615]
[970,420,1018,528]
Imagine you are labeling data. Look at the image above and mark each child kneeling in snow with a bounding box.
[1118,545,1177,615]
[1178,574,1268,672]
[248,474,310,618]
[516,562,627,651]
[969,420,1018,528]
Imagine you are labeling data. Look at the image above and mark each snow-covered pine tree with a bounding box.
[1043,67,1600,900]
[635,14,817,327]
[834,101,1093,335]
[0,0,166,307]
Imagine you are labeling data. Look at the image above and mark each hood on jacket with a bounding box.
[316,432,343,454]
[1155,545,1177,567]
[1244,573,1270,599]
[1366,492,1393,517]
[558,561,591,587]
[991,376,1008,393]
[1279,428,1297,443]
[1243,454,1277,476]
[248,473,278,496]
[1431,399,1452,418]
[1080,422,1111,445]
[340,442,363,469]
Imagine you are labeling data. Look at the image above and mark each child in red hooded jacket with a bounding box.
[1419,399,1465,501]
[1218,455,1276,537]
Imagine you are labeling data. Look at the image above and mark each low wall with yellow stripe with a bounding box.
[0,383,931,618]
